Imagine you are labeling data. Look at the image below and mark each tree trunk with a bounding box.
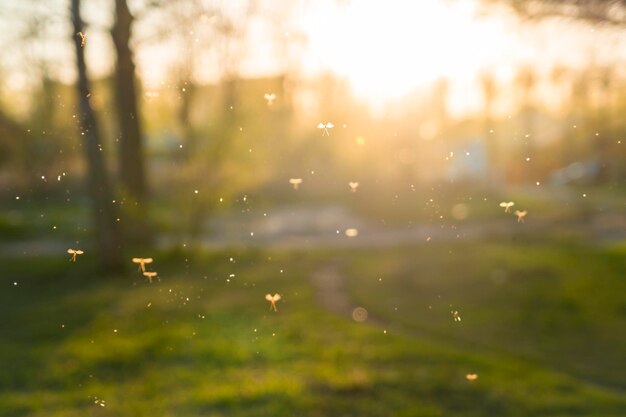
[111,0,150,245]
[71,0,123,270]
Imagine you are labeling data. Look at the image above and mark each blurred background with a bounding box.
[0,0,625,415]
[0,0,625,252]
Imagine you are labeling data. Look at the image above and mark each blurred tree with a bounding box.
[0,109,28,187]
[515,65,537,183]
[479,71,500,186]
[549,65,577,167]
[489,0,626,25]
[111,0,150,245]
[71,0,123,270]
[484,0,626,181]
[0,3,70,191]
[591,65,615,181]
[180,1,263,242]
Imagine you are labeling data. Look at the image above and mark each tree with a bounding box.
[71,0,123,270]
[111,0,150,245]
[594,66,614,181]
[488,0,626,26]
[0,109,29,187]
[496,1,624,181]
[479,71,500,186]
[515,66,537,183]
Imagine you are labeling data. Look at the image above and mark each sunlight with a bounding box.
[2,0,626,414]
[302,0,512,103]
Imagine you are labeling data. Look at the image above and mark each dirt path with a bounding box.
[1,203,624,258]
[309,263,396,330]
[310,265,353,318]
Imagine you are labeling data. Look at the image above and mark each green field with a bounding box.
[1,240,625,416]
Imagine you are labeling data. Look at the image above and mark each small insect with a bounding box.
[317,122,334,136]
[514,210,527,223]
[77,32,86,47]
[67,248,84,262]
[499,201,515,213]
[451,310,461,322]
[265,293,281,311]
[348,182,359,192]
[465,373,478,381]
[132,257,153,273]
[345,228,359,237]
[264,93,276,105]
[143,271,157,283]
[289,178,302,190]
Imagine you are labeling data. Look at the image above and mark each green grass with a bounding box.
[0,202,90,242]
[341,241,626,388]
[0,242,625,416]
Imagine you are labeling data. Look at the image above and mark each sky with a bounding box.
[291,0,625,112]
[1,0,625,114]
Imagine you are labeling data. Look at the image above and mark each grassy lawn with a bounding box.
[1,241,625,416]
[341,241,626,387]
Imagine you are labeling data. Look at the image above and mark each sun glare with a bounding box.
[301,0,512,104]
[131,0,625,114]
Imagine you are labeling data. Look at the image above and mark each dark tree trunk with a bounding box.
[111,0,150,245]
[71,0,123,271]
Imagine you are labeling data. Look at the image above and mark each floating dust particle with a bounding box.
[77,31,86,47]
[265,293,281,312]
[143,271,157,283]
[451,310,462,322]
[451,203,469,220]
[132,257,153,273]
[264,93,276,105]
[499,201,514,213]
[352,307,368,322]
[67,248,84,262]
[514,210,527,223]
[289,178,303,189]
[317,122,334,136]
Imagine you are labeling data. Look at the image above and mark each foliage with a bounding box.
[487,0,626,26]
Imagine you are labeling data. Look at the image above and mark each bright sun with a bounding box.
[300,0,512,103]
